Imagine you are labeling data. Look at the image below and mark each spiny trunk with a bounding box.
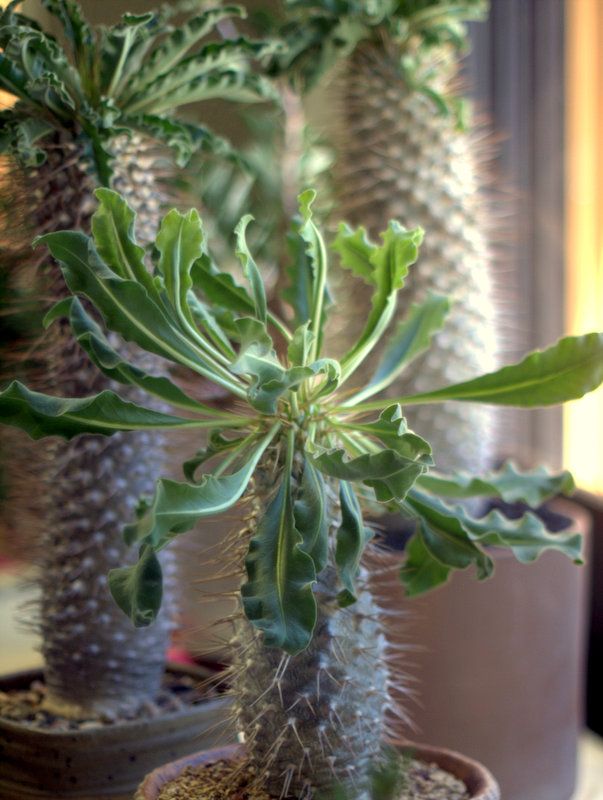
[331,43,499,473]
[228,464,396,799]
[2,131,175,718]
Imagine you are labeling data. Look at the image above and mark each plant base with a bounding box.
[134,743,500,800]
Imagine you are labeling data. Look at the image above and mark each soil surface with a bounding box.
[156,758,470,800]
[0,670,217,730]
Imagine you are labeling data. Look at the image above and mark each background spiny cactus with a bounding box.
[0,0,277,718]
[1,187,601,796]
[276,0,498,474]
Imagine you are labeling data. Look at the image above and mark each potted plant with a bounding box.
[272,5,590,797]
[1,186,601,798]
[275,0,498,475]
[0,1,278,796]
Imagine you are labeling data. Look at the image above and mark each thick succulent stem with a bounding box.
[2,131,176,718]
[230,465,391,798]
[330,42,499,473]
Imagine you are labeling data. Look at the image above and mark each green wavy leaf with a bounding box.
[418,462,575,507]
[92,188,154,292]
[294,458,328,573]
[399,489,584,596]
[0,380,206,440]
[335,480,373,606]
[123,6,245,97]
[311,443,428,503]
[241,455,317,654]
[108,545,162,627]
[235,214,267,323]
[35,231,232,385]
[58,297,227,416]
[337,222,424,380]
[125,426,278,548]
[353,293,450,403]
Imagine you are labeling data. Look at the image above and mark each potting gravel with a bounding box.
[0,670,215,729]
[156,758,470,800]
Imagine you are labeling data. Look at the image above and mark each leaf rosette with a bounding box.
[2,186,602,655]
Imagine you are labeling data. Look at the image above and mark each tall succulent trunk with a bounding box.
[4,131,175,718]
[230,464,394,798]
[331,43,499,473]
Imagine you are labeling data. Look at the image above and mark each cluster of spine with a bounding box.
[2,132,175,717]
[222,456,407,799]
[331,42,499,473]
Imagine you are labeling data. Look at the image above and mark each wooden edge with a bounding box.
[135,742,500,800]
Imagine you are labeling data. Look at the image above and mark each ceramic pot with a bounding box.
[389,498,592,800]
[135,742,500,800]
[0,664,232,800]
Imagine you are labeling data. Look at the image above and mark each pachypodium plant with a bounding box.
[1,188,601,796]
[277,0,498,475]
[0,0,277,718]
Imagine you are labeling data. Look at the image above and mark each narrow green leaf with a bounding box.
[129,69,279,116]
[288,322,314,367]
[99,13,154,97]
[296,189,328,359]
[0,380,207,440]
[187,293,237,360]
[123,6,245,96]
[92,188,154,293]
[125,426,278,548]
[394,334,603,408]
[182,429,249,482]
[64,297,226,415]
[331,223,377,285]
[283,222,314,329]
[294,458,328,573]
[335,481,373,606]
[241,457,317,654]
[191,254,256,315]
[156,207,204,328]
[339,223,424,380]
[42,296,73,328]
[349,294,450,404]
[235,214,267,323]
[400,527,451,597]
[35,231,233,386]
[108,545,162,627]
[41,0,93,59]
[418,462,575,507]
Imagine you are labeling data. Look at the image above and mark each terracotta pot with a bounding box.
[135,742,500,800]
[0,664,233,800]
[390,498,592,800]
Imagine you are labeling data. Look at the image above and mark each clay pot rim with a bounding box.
[136,742,500,800]
[0,662,227,741]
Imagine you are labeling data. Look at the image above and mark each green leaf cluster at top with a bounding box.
[0,0,281,182]
[273,0,488,122]
[2,186,602,655]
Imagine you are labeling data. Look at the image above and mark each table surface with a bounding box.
[1,569,602,799]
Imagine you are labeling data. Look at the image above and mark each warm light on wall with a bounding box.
[0,1,17,110]
[565,0,603,494]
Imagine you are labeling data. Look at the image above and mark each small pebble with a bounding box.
[156,758,470,800]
